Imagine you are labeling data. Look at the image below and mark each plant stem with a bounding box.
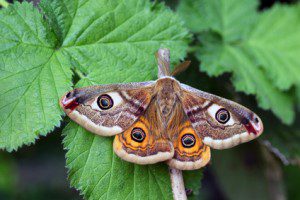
[156,48,171,78]
[169,167,187,200]
[156,48,187,200]
[74,69,85,79]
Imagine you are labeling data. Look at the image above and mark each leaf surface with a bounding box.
[41,0,192,199]
[0,2,73,151]
[63,122,173,200]
[178,0,300,124]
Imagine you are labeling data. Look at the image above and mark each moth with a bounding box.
[60,49,263,170]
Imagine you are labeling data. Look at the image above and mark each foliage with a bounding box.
[178,0,300,165]
[178,0,300,125]
[0,0,189,152]
[0,2,73,151]
[0,0,300,199]
[63,121,173,199]
[1,0,191,199]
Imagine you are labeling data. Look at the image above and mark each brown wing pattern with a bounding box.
[59,82,155,136]
[167,102,211,170]
[178,84,264,149]
[113,100,174,164]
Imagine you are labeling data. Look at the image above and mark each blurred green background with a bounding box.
[0,0,299,200]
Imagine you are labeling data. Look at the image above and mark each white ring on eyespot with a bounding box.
[91,92,123,111]
[207,104,234,125]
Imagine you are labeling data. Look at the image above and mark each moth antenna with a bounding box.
[156,48,171,77]
[171,60,191,76]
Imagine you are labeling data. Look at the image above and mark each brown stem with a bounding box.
[156,48,171,78]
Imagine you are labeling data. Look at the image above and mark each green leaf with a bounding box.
[63,121,173,200]
[38,0,192,198]
[39,0,78,46]
[59,0,190,84]
[198,35,294,124]
[0,0,190,152]
[244,4,300,91]
[1,0,198,198]
[178,0,258,41]
[0,0,9,8]
[183,170,203,200]
[176,0,207,33]
[0,2,73,151]
[178,0,300,124]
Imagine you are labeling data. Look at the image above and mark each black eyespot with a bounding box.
[66,92,71,98]
[97,94,113,110]
[241,117,249,125]
[181,134,196,148]
[131,128,146,143]
[215,108,230,124]
[254,117,259,123]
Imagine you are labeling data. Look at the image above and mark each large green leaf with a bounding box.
[178,0,258,41]
[60,0,189,84]
[0,0,190,151]
[38,0,192,198]
[178,0,300,124]
[199,36,294,124]
[244,4,300,91]
[0,2,73,151]
[63,122,173,200]
[0,1,200,198]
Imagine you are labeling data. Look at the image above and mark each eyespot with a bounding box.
[241,117,249,125]
[97,94,113,110]
[66,92,71,98]
[181,134,196,148]
[131,128,146,143]
[215,108,230,124]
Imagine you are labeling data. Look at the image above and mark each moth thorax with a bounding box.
[156,92,177,118]
[155,77,180,118]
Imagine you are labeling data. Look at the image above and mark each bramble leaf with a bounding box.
[178,0,258,40]
[59,0,190,84]
[178,0,300,124]
[0,2,73,151]
[0,0,190,151]
[1,0,194,198]
[38,0,191,198]
[63,121,173,200]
